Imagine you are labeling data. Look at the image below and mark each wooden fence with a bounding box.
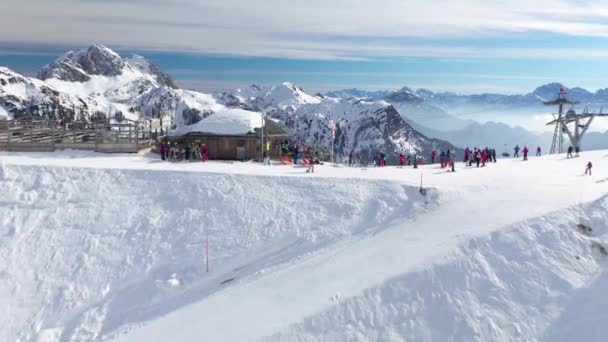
[0,120,152,153]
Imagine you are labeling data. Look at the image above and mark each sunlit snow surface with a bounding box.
[1,150,608,342]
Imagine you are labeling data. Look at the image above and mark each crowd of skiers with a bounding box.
[464,147,497,167]
[158,141,208,162]
[157,140,594,176]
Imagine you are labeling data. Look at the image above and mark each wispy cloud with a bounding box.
[2,0,608,60]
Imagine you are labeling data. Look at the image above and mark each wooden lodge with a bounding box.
[166,112,290,161]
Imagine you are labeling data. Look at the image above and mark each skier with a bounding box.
[169,143,177,161]
[306,146,315,173]
[306,160,315,173]
[585,161,592,175]
[412,151,418,169]
[379,152,385,167]
[464,147,470,163]
[536,146,541,157]
[475,149,481,167]
[481,149,487,167]
[293,145,299,165]
[263,150,271,165]
[185,144,191,162]
[193,144,202,160]
[399,153,405,167]
[160,142,166,160]
[491,148,497,163]
[567,146,574,158]
[514,145,520,158]
[348,149,354,166]
[448,150,455,172]
[202,144,208,162]
[431,150,437,164]
[522,146,529,161]
[439,151,446,168]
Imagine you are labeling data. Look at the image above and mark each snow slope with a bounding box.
[0,153,431,342]
[1,150,608,341]
[269,198,608,341]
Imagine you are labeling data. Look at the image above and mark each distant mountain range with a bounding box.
[216,83,459,162]
[0,44,221,126]
[327,83,608,110]
[0,45,605,157]
[327,84,608,152]
[0,45,458,162]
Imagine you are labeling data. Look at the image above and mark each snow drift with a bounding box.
[1,150,608,342]
[269,197,608,342]
[0,160,429,342]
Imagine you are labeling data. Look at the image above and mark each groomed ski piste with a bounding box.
[1,150,608,342]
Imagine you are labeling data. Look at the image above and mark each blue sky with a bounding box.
[2,0,608,94]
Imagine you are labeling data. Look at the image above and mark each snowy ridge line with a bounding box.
[268,195,608,341]
[0,151,438,191]
[0,151,448,188]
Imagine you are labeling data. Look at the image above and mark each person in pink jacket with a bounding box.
[522,146,529,161]
[585,161,593,175]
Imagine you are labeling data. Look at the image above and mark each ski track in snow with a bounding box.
[1,150,608,342]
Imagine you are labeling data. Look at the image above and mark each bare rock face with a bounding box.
[38,44,125,82]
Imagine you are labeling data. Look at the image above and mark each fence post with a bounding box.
[95,125,99,152]
[51,121,55,151]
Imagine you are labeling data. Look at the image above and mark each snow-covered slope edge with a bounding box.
[270,197,608,342]
[0,163,431,342]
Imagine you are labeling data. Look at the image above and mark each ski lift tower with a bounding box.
[545,87,608,155]
[544,87,578,154]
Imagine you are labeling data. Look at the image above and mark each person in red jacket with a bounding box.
[481,149,487,167]
[399,153,405,168]
[159,142,166,160]
[536,146,541,157]
[431,150,437,164]
[522,146,529,161]
[201,144,208,162]
[585,161,592,175]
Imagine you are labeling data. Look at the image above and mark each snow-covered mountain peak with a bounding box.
[125,54,177,89]
[385,88,423,104]
[2,45,193,123]
[225,82,321,111]
[531,83,566,101]
[220,82,458,161]
[38,44,125,82]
